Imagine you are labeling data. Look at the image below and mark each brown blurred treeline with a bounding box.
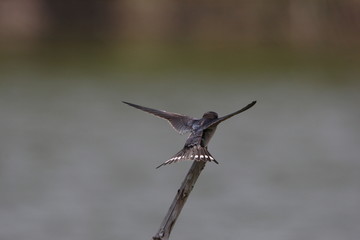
[0,0,359,49]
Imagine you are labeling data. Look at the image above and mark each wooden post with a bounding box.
[152,161,207,240]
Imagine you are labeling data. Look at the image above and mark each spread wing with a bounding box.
[200,101,257,130]
[123,101,195,134]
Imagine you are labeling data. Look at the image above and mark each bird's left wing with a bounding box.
[123,101,195,134]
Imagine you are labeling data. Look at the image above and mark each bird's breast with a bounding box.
[201,126,217,147]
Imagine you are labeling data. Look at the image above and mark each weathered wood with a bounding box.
[152,161,207,240]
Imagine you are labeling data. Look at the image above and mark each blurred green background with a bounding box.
[1,1,360,240]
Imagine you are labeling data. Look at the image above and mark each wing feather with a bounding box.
[200,101,256,130]
[123,101,194,134]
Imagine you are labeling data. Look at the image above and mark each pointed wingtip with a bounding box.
[156,163,165,169]
[122,101,140,109]
[246,100,257,109]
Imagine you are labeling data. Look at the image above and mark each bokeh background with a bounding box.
[1,1,360,240]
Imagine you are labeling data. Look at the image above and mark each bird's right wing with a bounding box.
[200,101,257,130]
[217,101,256,122]
[123,101,195,134]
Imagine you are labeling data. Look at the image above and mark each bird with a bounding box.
[123,100,256,168]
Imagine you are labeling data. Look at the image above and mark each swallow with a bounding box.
[123,100,256,168]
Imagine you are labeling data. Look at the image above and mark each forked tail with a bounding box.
[156,145,218,169]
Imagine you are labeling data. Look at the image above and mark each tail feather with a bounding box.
[156,146,218,169]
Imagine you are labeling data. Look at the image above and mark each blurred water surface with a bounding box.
[0,58,359,240]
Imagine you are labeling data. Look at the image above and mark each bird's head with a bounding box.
[202,111,218,119]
